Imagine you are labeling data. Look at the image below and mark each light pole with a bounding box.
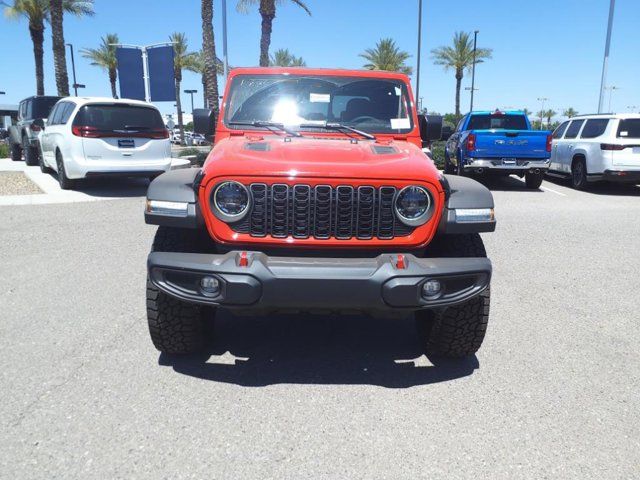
[184,89,197,112]
[222,0,229,78]
[605,86,619,112]
[469,30,479,111]
[415,0,423,110]
[598,0,616,113]
[66,43,85,95]
[537,97,548,130]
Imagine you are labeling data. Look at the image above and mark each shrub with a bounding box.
[178,147,211,166]
[0,143,9,159]
[429,141,445,170]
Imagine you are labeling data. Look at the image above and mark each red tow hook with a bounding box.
[395,254,407,270]
[238,251,249,267]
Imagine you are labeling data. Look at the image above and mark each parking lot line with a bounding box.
[540,184,567,196]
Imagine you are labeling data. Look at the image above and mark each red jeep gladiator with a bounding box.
[145,67,496,358]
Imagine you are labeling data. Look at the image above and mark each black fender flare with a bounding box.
[437,174,496,234]
[145,168,204,228]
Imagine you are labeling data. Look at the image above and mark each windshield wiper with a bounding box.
[300,122,376,140]
[228,120,302,137]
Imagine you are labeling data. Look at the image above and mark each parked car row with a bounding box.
[170,130,209,146]
[8,96,172,189]
[443,109,640,190]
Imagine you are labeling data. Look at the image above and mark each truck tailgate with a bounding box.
[472,130,549,158]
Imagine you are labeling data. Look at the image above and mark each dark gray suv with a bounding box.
[8,96,61,165]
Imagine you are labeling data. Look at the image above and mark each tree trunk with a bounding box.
[50,0,70,96]
[109,67,118,98]
[175,79,185,146]
[29,22,46,96]
[454,68,463,117]
[202,74,207,108]
[259,0,275,67]
[201,0,220,121]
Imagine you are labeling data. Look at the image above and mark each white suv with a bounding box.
[39,97,172,189]
[548,113,640,189]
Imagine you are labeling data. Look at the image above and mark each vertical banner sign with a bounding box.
[115,48,145,101]
[148,46,176,102]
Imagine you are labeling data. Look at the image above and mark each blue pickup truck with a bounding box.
[444,110,552,189]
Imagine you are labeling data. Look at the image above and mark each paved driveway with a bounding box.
[1,176,639,479]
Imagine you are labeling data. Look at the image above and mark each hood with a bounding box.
[202,135,440,183]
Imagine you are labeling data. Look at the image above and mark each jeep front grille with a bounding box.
[230,184,415,240]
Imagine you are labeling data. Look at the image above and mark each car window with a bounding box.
[455,116,466,132]
[580,119,609,139]
[552,121,569,139]
[617,119,640,138]
[25,100,33,120]
[467,114,528,130]
[19,101,27,119]
[73,104,165,130]
[564,119,584,139]
[32,97,61,119]
[58,102,76,124]
[48,104,63,125]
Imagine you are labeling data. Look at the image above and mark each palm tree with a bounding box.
[201,0,220,119]
[563,107,578,118]
[269,48,305,67]
[185,50,224,108]
[431,31,493,117]
[544,109,557,129]
[236,0,310,67]
[81,33,119,98]
[170,33,198,146]
[360,38,412,75]
[3,0,94,95]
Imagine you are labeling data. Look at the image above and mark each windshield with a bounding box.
[467,114,529,130]
[224,74,414,134]
[73,104,164,130]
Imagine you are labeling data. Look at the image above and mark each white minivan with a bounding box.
[39,97,172,189]
[548,113,640,189]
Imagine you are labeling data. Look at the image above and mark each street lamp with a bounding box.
[469,30,479,111]
[598,0,616,113]
[537,97,549,130]
[605,86,619,112]
[66,43,85,96]
[184,89,198,113]
[415,0,423,109]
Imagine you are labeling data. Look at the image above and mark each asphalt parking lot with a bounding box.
[1,175,639,479]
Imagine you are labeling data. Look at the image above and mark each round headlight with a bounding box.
[212,181,250,221]
[394,185,432,226]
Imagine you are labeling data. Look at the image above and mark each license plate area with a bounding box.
[118,139,135,149]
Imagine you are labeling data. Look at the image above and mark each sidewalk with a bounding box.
[0,157,191,206]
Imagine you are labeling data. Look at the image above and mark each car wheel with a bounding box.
[39,152,53,174]
[571,157,588,190]
[10,143,22,162]
[443,151,455,174]
[56,150,76,190]
[525,171,544,189]
[23,135,39,166]
[416,233,490,358]
[146,226,217,355]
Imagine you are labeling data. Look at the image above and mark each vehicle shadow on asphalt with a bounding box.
[158,312,479,388]
[53,173,150,198]
[471,175,543,192]
[543,176,640,196]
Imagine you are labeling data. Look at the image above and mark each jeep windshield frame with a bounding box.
[223,74,414,135]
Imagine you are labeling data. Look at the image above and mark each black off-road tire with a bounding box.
[571,157,588,190]
[146,226,216,355]
[417,233,491,358]
[11,143,22,161]
[39,152,53,174]
[23,135,39,166]
[525,171,544,189]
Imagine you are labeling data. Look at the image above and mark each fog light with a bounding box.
[200,276,220,296]
[422,279,442,299]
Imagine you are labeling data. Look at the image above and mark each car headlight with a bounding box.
[212,181,250,222]
[394,185,432,226]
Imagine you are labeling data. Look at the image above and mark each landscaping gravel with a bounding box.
[0,171,43,196]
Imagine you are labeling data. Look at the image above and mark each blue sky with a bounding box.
[1,0,638,118]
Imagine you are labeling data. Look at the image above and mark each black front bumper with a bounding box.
[147,251,492,315]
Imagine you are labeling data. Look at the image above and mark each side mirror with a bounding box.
[193,108,215,139]
[418,114,443,147]
[32,118,45,131]
[441,125,453,141]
